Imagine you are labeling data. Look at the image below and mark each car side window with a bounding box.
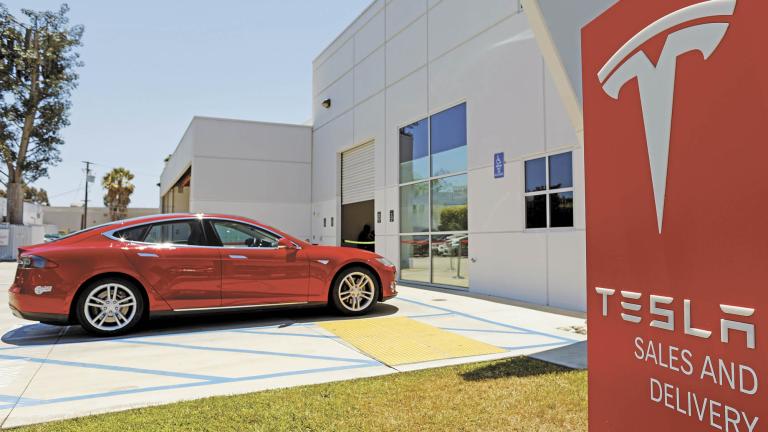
[114,225,149,242]
[143,220,206,246]
[210,220,278,248]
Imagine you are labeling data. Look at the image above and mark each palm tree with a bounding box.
[102,167,135,221]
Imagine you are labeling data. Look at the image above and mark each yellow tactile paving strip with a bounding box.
[318,316,506,366]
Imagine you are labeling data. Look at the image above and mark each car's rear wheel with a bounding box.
[76,278,144,336]
[330,267,379,315]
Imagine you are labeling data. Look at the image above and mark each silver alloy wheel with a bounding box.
[83,283,137,332]
[338,272,375,312]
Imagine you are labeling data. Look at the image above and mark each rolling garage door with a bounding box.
[341,141,375,205]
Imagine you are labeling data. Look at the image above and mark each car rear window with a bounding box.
[113,225,150,242]
[47,221,119,243]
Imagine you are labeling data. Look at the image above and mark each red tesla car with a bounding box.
[8,214,397,336]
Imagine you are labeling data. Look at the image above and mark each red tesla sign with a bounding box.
[583,0,767,430]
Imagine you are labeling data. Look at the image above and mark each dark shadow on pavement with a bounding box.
[2,303,399,347]
[461,357,573,381]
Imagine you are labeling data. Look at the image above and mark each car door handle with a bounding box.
[229,255,247,259]
[137,253,159,258]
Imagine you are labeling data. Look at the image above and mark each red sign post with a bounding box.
[584,1,767,430]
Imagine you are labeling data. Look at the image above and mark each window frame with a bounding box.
[397,101,469,288]
[103,217,290,250]
[523,151,575,230]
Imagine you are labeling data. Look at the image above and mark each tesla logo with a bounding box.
[595,288,756,349]
[34,285,53,295]
[598,0,736,232]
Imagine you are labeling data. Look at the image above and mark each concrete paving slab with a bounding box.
[0,262,587,428]
[530,340,587,370]
[2,361,394,428]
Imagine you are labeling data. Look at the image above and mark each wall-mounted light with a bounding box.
[321,98,332,109]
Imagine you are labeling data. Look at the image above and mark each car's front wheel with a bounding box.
[76,278,144,336]
[330,267,379,315]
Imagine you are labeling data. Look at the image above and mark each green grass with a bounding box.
[13,357,587,432]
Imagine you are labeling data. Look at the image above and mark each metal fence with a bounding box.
[0,224,45,261]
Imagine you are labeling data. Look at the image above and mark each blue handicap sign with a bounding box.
[494,152,504,178]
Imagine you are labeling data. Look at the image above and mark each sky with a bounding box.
[1,0,372,208]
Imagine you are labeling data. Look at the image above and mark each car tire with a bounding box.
[76,278,145,336]
[330,266,379,316]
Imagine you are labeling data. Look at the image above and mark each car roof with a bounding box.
[52,213,263,238]
[106,213,255,225]
[88,213,301,244]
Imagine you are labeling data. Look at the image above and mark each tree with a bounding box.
[24,185,48,205]
[102,167,134,221]
[0,184,49,205]
[0,4,83,224]
[437,205,467,232]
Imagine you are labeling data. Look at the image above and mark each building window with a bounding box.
[431,175,467,231]
[399,235,429,283]
[399,103,468,288]
[431,234,468,286]
[430,103,467,176]
[399,182,429,233]
[399,119,429,183]
[524,152,574,229]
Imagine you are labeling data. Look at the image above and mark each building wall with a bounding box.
[0,198,45,226]
[311,0,585,311]
[160,117,314,242]
[160,121,195,198]
[43,207,160,233]
[162,182,190,213]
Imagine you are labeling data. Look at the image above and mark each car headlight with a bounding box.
[376,257,395,268]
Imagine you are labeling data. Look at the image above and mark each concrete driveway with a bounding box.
[0,262,586,428]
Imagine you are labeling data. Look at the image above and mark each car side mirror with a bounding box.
[277,238,297,250]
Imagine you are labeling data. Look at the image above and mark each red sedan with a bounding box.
[8,214,397,335]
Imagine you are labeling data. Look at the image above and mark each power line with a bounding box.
[48,186,81,199]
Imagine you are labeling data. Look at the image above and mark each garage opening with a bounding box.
[161,167,191,213]
[341,141,375,250]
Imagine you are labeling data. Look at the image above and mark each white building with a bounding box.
[160,117,313,242]
[0,198,44,226]
[161,0,587,312]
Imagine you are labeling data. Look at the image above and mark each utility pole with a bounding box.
[81,161,93,229]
